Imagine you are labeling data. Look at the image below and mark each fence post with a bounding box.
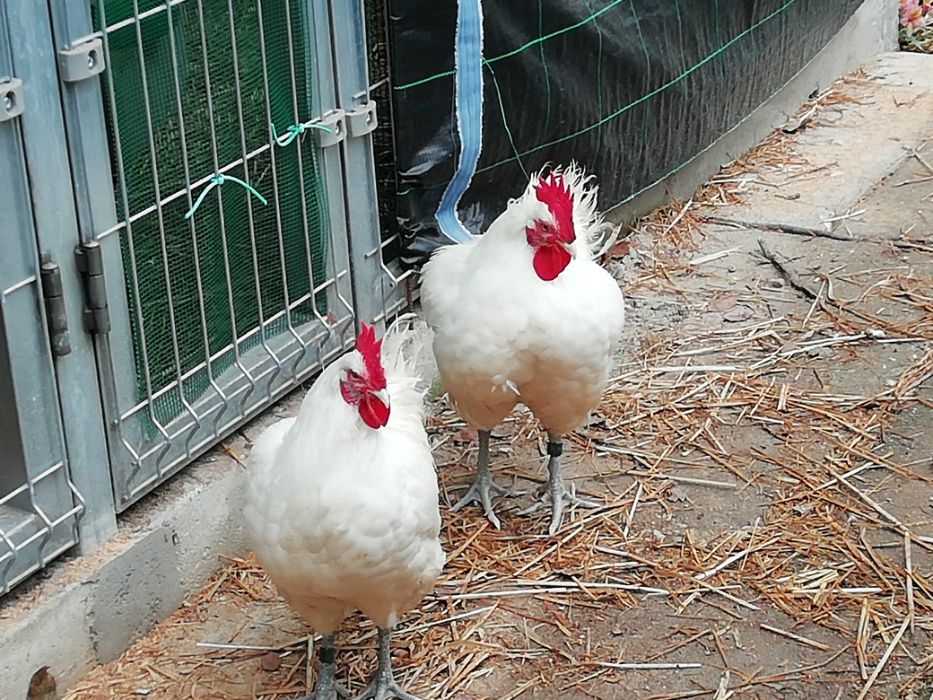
[326,0,403,332]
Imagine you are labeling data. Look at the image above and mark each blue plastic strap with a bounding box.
[434,0,484,244]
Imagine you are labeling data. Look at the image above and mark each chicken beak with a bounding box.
[372,388,390,410]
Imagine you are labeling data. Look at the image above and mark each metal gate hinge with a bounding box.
[347,101,377,138]
[318,109,345,147]
[0,78,24,123]
[75,241,110,334]
[59,38,105,83]
[40,256,72,357]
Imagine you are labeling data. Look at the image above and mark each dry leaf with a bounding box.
[608,239,631,259]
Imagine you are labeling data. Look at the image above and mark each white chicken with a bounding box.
[245,321,444,700]
[421,164,626,535]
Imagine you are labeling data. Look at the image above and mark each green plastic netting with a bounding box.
[93,0,330,429]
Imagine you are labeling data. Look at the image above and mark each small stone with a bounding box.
[667,486,689,503]
[768,278,785,289]
[723,305,755,322]
[807,346,834,359]
[260,652,282,672]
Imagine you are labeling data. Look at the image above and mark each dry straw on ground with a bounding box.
[64,81,931,700]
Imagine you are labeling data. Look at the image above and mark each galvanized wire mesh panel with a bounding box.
[75,0,355,508]
[0,5,83,593]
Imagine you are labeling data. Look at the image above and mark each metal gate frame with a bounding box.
[50,0,407,511]
[0,1,92,595]
[0,0,406,594]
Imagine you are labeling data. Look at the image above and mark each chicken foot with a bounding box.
[450,429,519,529]
[520,435,600,535]
[350,627,422,700]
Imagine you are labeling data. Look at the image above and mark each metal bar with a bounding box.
[224,0,286,407]
[1,276,37,296]
[282,0,328,331]
[306,0,356,331]
[128,0,205,452]
[104,0,190,35]
[88,0,174,469]
[0,0,83,589]
[254,0,308,384]
[326,0,401,329]
[168,0,238,440]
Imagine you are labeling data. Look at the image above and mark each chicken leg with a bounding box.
[520,433,600,535]
[350,627,421,700]
[300,634,351,700]
[450,429,518,528]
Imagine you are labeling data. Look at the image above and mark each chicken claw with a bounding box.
[350,628,422,700]
[450,430,519,528]
[519,438,600,535]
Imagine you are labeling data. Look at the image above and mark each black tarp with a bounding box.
[385,0,863,265]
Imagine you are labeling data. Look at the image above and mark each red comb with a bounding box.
[534,171,575,242]
[356,323,386,389]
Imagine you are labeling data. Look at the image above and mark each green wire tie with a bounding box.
[269,119,333,147]
[184,173,268,220]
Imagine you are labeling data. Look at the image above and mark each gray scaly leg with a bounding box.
[350,627,422,700]
[520,433,600,535]
[451,429,518,528]
[299,634,347,700]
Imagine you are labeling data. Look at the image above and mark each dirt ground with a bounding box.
[64,57,932,700]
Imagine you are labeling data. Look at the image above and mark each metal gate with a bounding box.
[0,3,88,594]
[0,0,408,595]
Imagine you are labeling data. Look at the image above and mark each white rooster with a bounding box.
[245,321,444,700]
[421,164,626,535]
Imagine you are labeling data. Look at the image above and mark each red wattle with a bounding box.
[359,394,390,429]
[533,245,571,281]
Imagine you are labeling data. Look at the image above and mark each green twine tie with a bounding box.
[269,119,333,147]
[184,173,268,220]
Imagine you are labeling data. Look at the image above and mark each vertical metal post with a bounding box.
[326,0,399,330]
[306,0,356,327]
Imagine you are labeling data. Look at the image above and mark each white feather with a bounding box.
[244,329,444,634]
[420,164,626,436]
